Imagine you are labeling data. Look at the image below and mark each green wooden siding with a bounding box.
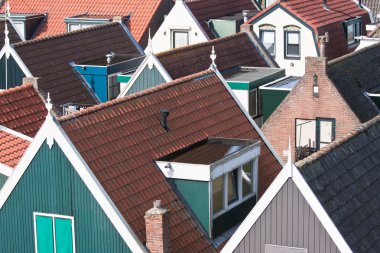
[0,173,8,189]
[261,89,290,122]
[227,81,250,90]
[126,65,166,95]
[0,143,132,253]
[172,179,210,235]
[117,75,132,83]
[0,55,26,89]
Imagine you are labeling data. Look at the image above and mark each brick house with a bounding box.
[261,42,380,161]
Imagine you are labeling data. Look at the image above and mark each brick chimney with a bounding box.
[23,77,39,91]
[145,200,170,253]
[305,57,327,75]
[240,23,253,32]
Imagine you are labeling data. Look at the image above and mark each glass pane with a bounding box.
[69,24,81,31]
[228,170,238,205]
[249,89,257,117]
[242,161,253,196]
[296,119,316,148]
[319,120,333,143]
[287,32,299,44]
[212,176,224,214]
[287,44,299,56]
[355,22,361,37]
[262,31,275,44]
[347,24,354,43]
[36,216,54,253]
[55,218,73,253]
[173,31,189,48]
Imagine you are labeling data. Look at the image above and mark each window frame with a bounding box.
[316,117,336,150]
[171,29,190,49]
[212,159,258,219]
[343,18,362,45]
[33,212,76,253]
[259,29,276,57]
[284,30,301,59]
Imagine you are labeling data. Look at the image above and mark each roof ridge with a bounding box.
[13,22,120,47]
[59,69,214,122]
[0,83,33,97]
[296,115,380,168]
[156,32,246,58]
[328,41,380,66]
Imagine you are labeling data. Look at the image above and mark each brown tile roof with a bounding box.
[157,32,275,80]
[59,70,281,251]
[12,22,143,114]
[0,83,46,138]
[248,0,371,60]
[0,128,31,168]
[186,0,259,39]
[0,0,173,43]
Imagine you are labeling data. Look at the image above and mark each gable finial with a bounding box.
[209,46,217,71]
[146,28,153,55]
[45,93,53,115]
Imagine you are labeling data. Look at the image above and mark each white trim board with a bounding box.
[0,44,33,77]
[0,163,12,177]
[0,115,147,253]
[0,125,33,142]
[118,53,172,97]
[220,159,353,253]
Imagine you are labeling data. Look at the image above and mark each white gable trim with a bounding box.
[0,116,147,253]
[0,45,33,77]
[118,53,172,97]
[0,163,12,177]
[221,160,353,253]
[7,17,26,42]
[213,69,284,167]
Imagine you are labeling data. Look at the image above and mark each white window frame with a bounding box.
[285,31,300,58]
[67,23,95,32]
[259,29,276,57]
[212,158,258,219]
[33,212,76,253]
[171,29,190,49]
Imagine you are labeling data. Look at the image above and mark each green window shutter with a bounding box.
[36,216,54,253]
[55,218,74,253]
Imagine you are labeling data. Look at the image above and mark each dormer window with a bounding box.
[0,13,45,40]
[344,18,362,45]
[171,30,189,49]
[156,137,260,238]
[65,14,129,32]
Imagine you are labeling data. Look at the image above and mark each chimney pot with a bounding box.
[145,200,170,253]
[23,77,39,91]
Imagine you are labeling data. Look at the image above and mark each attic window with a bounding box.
[343,18,362,45]
[171,30,189,49]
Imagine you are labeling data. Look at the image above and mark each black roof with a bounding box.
[297,115,380,253]
[327,43,380,123]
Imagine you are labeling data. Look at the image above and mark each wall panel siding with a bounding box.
[0,55,26,88]
[127,65,166,95]
[0,143,132,252]
[233,179,340,253]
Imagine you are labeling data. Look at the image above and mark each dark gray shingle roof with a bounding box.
[327,43,380,123]
[297,115,380,253]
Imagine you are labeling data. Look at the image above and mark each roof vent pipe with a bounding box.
[242,10,249,23]
[160,109,170,131]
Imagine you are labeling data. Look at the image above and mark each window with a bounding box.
[172,30,189,49]
[260,30,275,56]
[249,89,258,117]
[212,159,257,217]
[108,75,120,100]
[344,19,361,45]
[34,213,75,253]
[296,119,316,149]
[68,23,95,32]
[285,31,300,58]
[316,117,335,149]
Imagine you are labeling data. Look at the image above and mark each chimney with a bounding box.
[240,23,253,32]
[242,10,249,23]
[112,16,123,23]
[305,57,327,75]
[23,77,39,91]
[145,200,170,253]
[318,32,329,57]
[160,109,170,131]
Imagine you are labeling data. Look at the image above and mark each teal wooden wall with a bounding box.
[261,89,290,122]
[0,142,132,252]
[172,179,210,235]
[127,65,166,95]
[0,55,25,89]
[75,65,108,102]
[0,173,8,190]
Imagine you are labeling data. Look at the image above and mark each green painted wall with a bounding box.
[213,196,256,237]
[172,179,210,235]
[227,81,250,90]
[127,65,166,95]
[261,89,290,122]
[210,20,241,38]
[0,173,8,189]
[117,75,132,83]
[0,142,132,252]
[0,55,26,89]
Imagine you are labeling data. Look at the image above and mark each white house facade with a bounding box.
[252,7,318,76]
[151,0,209,53]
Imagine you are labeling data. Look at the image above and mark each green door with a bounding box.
[35,214,74,253]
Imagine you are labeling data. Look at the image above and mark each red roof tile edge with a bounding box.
[59,69,214,121]
[0,83,34,96]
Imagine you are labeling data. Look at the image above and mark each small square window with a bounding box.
[172,31,189,49]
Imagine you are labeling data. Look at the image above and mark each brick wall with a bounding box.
[262,57,361,162]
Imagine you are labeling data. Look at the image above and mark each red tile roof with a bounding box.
[59,70,281,251]
[157,32,276,79]
[248,0,371,59]
[0,0,173,43]
[0,128,31,168]
[0,84,46,138]
[186,0,259,38]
